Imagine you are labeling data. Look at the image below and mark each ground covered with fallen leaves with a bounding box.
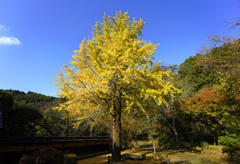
[77,141,237,164]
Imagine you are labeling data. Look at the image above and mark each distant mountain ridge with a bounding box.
[0,89,63,107]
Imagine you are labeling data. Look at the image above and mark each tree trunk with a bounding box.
[64,118,69,137]
[153,139,157,160]
[173,128,179,142]
[172,117,179,142]
[90,124,94,137]
[214,135,218,145]
[111,99,121,162]
[111,73,122,162]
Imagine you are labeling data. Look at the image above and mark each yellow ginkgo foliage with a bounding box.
[54,11,180,162]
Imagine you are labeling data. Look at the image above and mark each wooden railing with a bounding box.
[0,136,111,153]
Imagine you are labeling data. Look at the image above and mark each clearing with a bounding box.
[77,141,234,164]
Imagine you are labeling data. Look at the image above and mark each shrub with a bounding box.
[64,154,77,159]
[20,148,64,164]
[219,135,240,155]
[157,133,174,149]
[200,141,209,150]
[64,154,78,164]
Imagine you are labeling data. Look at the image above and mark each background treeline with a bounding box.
[0,90,108,137]
[7,90,61,107]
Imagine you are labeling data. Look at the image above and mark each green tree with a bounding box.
[9,105,43,136]
[0,89,68,136]
[54,11,180,162]
[174,54,218,98]
[35,106,66,136]
[0,90,14,135]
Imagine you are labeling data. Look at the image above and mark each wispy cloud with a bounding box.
[0,25,21,46]
[0,36,21,45]
[0,25,5,29]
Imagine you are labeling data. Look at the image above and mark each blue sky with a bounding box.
[0,0,239,97]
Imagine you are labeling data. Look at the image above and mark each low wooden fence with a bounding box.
[0,136,111,153]
[0,136,111,163]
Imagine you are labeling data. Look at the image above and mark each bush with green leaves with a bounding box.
[219,134,240,155]
[157,133,174,149]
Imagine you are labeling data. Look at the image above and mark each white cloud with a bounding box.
[0,25,5,29]
[0,25,6,34]
[0,36,21,45]
[0,25,21,45]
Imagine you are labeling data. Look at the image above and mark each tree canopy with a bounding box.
[54,11,180,162]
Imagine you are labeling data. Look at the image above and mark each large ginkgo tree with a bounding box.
[54,11,180,162]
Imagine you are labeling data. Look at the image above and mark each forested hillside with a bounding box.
[0,90,66,136]
[1,89,62,107]
[0,89,109,137]
[171,36,240,155]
